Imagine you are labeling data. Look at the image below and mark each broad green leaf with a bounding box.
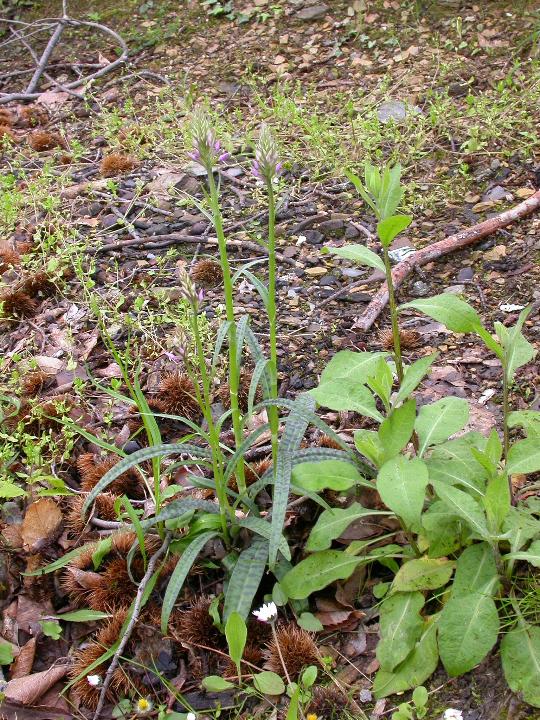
[377,456,428,530]
[202,676,235,692]
[508,410,540,437]
[0,643,14,665]
[0,481,27,498]
[426,433,488,496]
[504,539,540,567]
[485,429,503,464]
[438,592,499,676]
[393,557,455,592]
[297,612,323,632]
[503,507,540,553]
[354,429,384,467]
[310,380,383,421]
[501,624,540,707]
[55,609,111,622]
[367,357,394,408]
[292,460,366,494]
[451,543,499,597]
[507,439,540,475]
[421,502,462,558]
[376,591,425,671]
[394,353,438,405]
[415,397,469,456]
[225,612,247,676]
[270,394,314,568]
[306,503,391,552]
[432,481,489,538]
[326,244,385,272]
[223,538,268,620]
[301,665,318,688]
[413,686,429,709]
[498,307,536,381]
[400,294,482,333]
[373,619,438,698]
[377,215,412,248]
[280,550,364,599]
[318,350,388,387]
[379,399,416,461]
[92,537,113,570]
[253,671,286,695]
[161,531,217,633]
[483,472,511,531]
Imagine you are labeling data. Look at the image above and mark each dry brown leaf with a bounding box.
[11,637,37,679]
[4,665,69,705]
[21,499,63,553]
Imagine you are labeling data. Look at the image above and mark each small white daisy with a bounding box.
[136,698,153,715]
[252,601,278,623]
[87,674,101,687]
[187,713,196,720]
[443,710,463,720]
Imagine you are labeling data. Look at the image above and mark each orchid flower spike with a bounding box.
[253,124,281,184]
[253,601,278,623]
[189,107,229,171]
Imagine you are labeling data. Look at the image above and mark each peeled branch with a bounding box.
[356,189,540,332]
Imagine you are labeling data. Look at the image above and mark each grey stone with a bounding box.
[319,274,339,286]
[445,284,466,295]
[297,3,328,20]
[483,184,511,202]
[377,100,421,124]
[411,280,430,297]
[304,230,324,245]
[457,267,474,281]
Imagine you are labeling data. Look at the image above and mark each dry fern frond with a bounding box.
[0,289,37,317]
[18,105,48,127]
[0,125,15,142]
[21,370,48,396]
[21,270,57,298]
[66,493,118,535]
[0,109,14,126]
[378,327,421,351]
[170,596,224,648]
[317,434,344,450]
[219,368,263,413]
[307,686,350,719]
[70,613,134,709]
[0,242,20,273]
[76,453,145,498]
[153,371,201,421]
[190,259,223,288]
[229,457,272,493]
[264,624,320,680]
[100,153,138,177]
[28,130,65,151]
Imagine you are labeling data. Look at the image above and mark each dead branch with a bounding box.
[92,533,171,720]
[0,11,128,104]
[355,189,540,331]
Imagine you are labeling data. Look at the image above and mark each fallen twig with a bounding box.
[355,189,540,331]
[92,533,171,720]
[0,8,128,104]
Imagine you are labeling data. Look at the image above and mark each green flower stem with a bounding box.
[190,306,232,543]
[266,183,279,473]
[502,367,512,500]
[206,169,246,496]
[382,246,404,383]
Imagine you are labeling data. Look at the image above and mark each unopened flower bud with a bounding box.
[253,124,281,183]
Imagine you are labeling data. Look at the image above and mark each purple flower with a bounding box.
[253,124,281,183]
[188,107,230,171]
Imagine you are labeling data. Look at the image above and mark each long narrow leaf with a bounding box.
[269,394,314,568]
[212,320,233,371]
[223,422,271,485]
[223,538,269,620]
[244,325,272,398]
[161,531,217,633]
[82,443,212,514]
[141,498,219,530]
[238,516,291,560]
